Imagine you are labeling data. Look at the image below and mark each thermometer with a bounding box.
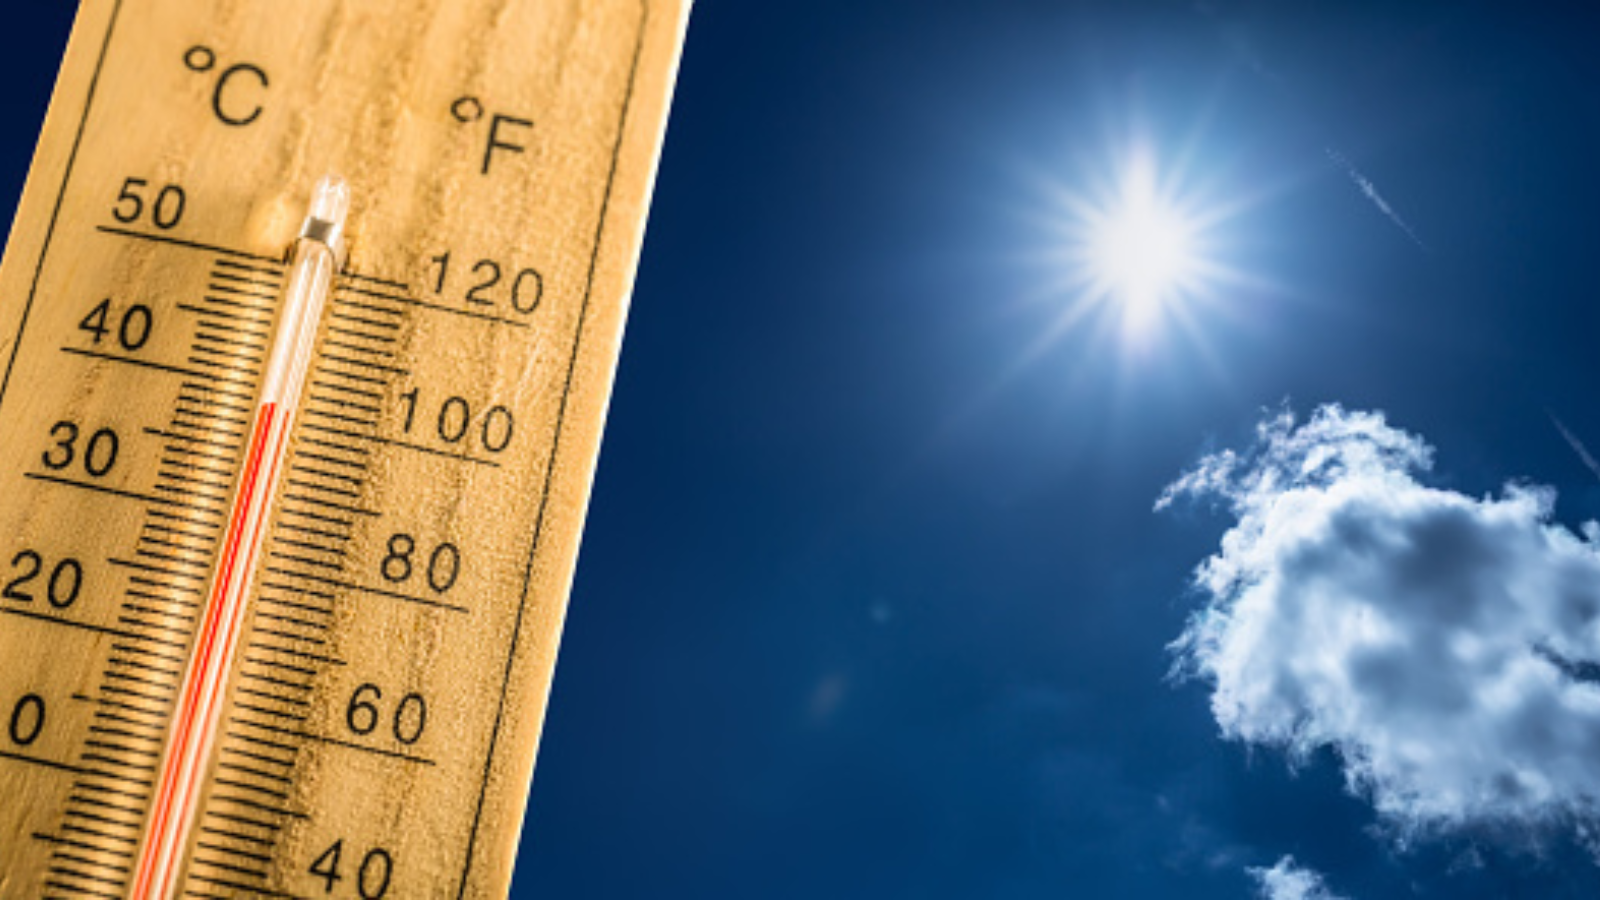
[0,1,686,897]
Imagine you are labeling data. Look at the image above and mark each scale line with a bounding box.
[0,750,87,775]
[96,225,281,264]
[263,565,469,614]
[229,718,435,767]
[339,282,532,329]
[59,347,236,383]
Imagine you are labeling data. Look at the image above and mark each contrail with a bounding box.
[1192,4,1432,253]
[1548,410,1600,484]
[1326,148,1427,251]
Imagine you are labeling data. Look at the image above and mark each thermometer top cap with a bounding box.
[299,174,349,263]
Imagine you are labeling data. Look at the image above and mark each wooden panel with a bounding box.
[0,1,686,896]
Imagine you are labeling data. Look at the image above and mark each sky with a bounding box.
[11,1,1600,898]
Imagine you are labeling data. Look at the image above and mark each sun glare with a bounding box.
[1013,130,1264,376]
[1023,135,1253,361]
[1082,152,1205,338]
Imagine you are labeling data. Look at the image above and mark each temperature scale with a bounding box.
[0,1,687,896]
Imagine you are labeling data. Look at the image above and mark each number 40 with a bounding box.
[309,840,392,898]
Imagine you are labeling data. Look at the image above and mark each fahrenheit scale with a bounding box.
[0,1,686,897]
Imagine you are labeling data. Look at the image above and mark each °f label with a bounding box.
[0,1,687,897]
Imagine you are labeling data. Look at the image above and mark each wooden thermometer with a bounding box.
[0,1,686,896]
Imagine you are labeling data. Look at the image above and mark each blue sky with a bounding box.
[13,2,1600,897]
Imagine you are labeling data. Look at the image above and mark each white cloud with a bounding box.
[1247,856,1350,900]
[1161,405,1600,839]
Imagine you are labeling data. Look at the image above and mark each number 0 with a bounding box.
[358,848,393,898]
[8,694,44,746]
[153,185,185,230]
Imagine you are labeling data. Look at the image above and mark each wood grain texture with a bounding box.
[0,1,685,896]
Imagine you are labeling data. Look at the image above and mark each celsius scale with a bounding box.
[0,1,686,896]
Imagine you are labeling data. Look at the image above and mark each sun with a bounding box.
[1077,150,1208,339]
[1015,132,1260,372]
[1089,177,1199,332]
